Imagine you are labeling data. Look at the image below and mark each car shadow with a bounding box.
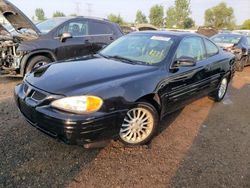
[156,108,184,137]
[168,69,250,187]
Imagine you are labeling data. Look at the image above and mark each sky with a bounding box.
[7,0,250,25]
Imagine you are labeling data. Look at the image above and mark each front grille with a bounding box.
[23,82,47,101]
[23,83,29,94]
[31,90,47,101]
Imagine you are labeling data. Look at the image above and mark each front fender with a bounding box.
[20,50,57,76]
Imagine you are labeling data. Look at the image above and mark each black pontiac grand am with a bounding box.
[15,31,235,146]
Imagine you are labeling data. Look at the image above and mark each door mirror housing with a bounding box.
[174,56,197,67]
[60,32,72,42]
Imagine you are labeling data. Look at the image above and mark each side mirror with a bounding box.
[174,56,196,67]
[60,32,72,42]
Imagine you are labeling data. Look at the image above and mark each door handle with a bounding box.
[110,37,114,41]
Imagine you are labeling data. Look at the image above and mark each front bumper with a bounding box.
[14,83,127,145]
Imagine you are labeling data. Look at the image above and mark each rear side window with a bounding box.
[204,39,219,57]
[89,21,113,35]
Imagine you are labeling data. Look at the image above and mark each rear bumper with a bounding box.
[14,84,127,145]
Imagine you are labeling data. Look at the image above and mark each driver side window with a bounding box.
[57,21,88,37]
[176,37,206,61]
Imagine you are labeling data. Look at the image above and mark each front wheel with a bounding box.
[209,77,229,102]
[25,55,51,74]
[119,102,159,146]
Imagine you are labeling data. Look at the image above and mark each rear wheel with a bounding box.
[209,77,228,102]
[119,102,159,146]
[25,55,51,74]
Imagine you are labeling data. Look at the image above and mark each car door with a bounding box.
[88,20,116,53]
[54,19,93,60]
[160,36,211,115]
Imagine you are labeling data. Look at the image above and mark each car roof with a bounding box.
[131,31,204,38]
[47,16,111,23]
[131,30,203,38]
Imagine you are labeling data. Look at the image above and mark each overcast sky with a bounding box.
[8,0,250,25]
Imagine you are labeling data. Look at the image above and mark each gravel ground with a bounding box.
[0,67,250,188]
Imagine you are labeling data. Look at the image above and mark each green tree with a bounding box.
[53,11,66,18]
[69,13,78,17]
[35,8,45,21]
[107,14,125,25]
[135,10,148,24]
[241,19,250,29]
[165,6,176,28]
[149,5,164,27]
[165,0,192,29]
[204,2,235,29]
[183,17,195,28]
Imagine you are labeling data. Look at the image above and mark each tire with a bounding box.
[209,77,229,102]
[119,102,159,146]
[25,55,51,74]
[236,56,247,72]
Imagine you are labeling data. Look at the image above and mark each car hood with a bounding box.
[25,57,159,95]
[0,0,40,35]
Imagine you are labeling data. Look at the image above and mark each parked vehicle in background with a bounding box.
[196,26,218,37]
[0,0,123,77]
[15,31,235,147]
[211,33,250,71]
[121,24,158,34]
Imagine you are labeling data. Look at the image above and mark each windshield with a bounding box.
[36,18,68,34]
[211,34,242,44]
[100,34,174,65]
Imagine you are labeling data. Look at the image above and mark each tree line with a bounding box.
[34,0,250,30]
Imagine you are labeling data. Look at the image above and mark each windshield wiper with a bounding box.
[97,52,110,59]
[109,55,145,65]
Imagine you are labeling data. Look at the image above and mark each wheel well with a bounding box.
[24,52,55,73]
[136,94,161,115]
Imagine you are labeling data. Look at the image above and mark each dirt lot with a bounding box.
[0,67,250,188]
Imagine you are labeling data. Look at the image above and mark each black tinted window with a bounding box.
[204,39,219,57]
[58,21,88,37]
[176,37,206,61]
[89,21,113,35]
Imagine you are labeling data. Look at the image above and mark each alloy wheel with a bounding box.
[33,61,48,69]
[218,78,228,99]
[119,107,154,144]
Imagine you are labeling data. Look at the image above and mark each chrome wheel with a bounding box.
[33,61,48,69]
[119,107,154,144]
[218,78,228,99]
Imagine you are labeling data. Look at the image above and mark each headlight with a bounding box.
[51,96,103,114]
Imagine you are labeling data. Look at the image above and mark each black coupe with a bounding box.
[15,31,235,146]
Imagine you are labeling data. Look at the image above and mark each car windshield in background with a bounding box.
[36,18,69,33]
[100,34,174,65]
[211,34,241,44]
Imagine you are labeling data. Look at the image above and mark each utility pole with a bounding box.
[75,2,81,16]
[86,3,92,16]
